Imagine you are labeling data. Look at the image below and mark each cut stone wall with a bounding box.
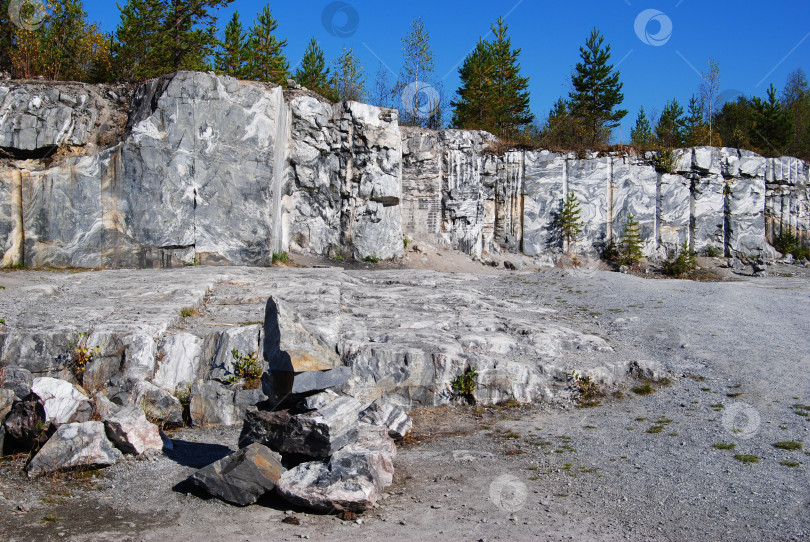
[1,72,808,268]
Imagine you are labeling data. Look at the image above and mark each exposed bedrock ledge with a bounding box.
[0,71,808,268]
[0,268,647,418]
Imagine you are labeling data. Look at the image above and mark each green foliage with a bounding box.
[294,37,331,94]
[703,245,722,257]
[751,83,793,153]
[362,254,380,263]
[712,443,736,450]
[662,243,697,277]
[331,248,344,261]
[618,213,643,266]
[655,100,686,147]
[452,18,533,137]
[773,441,803,451]
[3,0,113,82]
[246,4,288,84]
[631,383,654,396]
[652,148,675,174]
[451,366,478,402]
[734,454,759,464]
[229,349,262,388]
[67,332,100,380]
[113,0,233,81]
[214,11,251,78]
[272,251,290,264]
[397,17,440,128]
[180,306,198,318]
[567,371,602,407]
[567,28,627,146]
[630,107,654,148]
[773,229,800,255]
[555,192,584,254]
[331,47,365,102]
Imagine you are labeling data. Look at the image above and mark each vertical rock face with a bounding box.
[0,71,808,266]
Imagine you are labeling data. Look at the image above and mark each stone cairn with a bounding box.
[0,296,412,514]
[188,297,412,511]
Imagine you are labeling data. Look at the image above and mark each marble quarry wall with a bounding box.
[401,131,809,260]
[1,71,808,268]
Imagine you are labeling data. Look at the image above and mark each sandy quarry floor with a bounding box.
[1,253,809,542]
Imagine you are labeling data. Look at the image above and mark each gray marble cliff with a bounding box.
[1,71,808,268]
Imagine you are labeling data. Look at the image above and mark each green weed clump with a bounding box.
[662,243,697,277]
[272,252,290,265]
[229,349,262,389]
[451,366,478,404]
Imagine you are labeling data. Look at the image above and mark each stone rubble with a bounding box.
[189,443,285,506]
[103,406,164,456]
[26,421,123,478]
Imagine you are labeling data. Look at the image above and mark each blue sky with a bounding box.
[85,0,810,141]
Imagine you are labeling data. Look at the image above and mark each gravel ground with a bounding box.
[1,264,808,542]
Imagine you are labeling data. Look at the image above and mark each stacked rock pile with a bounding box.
[188,297,412,512]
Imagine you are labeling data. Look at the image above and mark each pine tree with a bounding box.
[162,0,233,72]
[751,83,793,154]
[684,95,709,146]
[452,18,532,136]
[0,0,14,73]
[331,47,365,102]
[630,107,654,148]
[113,0,166,81]
[568,28,627,146]
[294,37,329,92]
[655,100,686,148]
[557,192,584,254]
[451,39,494,131]
[247,4,288,84]
[619,213,643,266]
[715,96,755,150]
[397,17,438,127]
[214,12,251,78]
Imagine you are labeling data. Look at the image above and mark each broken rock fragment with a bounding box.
[359,398,413,439]
[26,421,123,478]
[104,406,163,455]
[189,443,285,506]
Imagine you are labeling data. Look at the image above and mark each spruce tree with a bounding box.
[630,107,654,148]
[655,100,686,148]
[619,213,643,266]
[451,40,494,131]
[294,37,329,92]
[568,28,627,146]
[331,47,365,102]
[214,12,251,78]
[452,17,532,136]
[488,17,533,136]
[557,192,584,254]
[113,0,166,81]
[162,0,232,72]
[247,4,288,85]
[684,95,710,146]
[751,83,793,154]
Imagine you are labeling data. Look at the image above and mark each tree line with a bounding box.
[0,0,806,159]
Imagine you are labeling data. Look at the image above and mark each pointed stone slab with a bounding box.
[189,443,285,506]
[263,297,339,372]
[26,421,123,478]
